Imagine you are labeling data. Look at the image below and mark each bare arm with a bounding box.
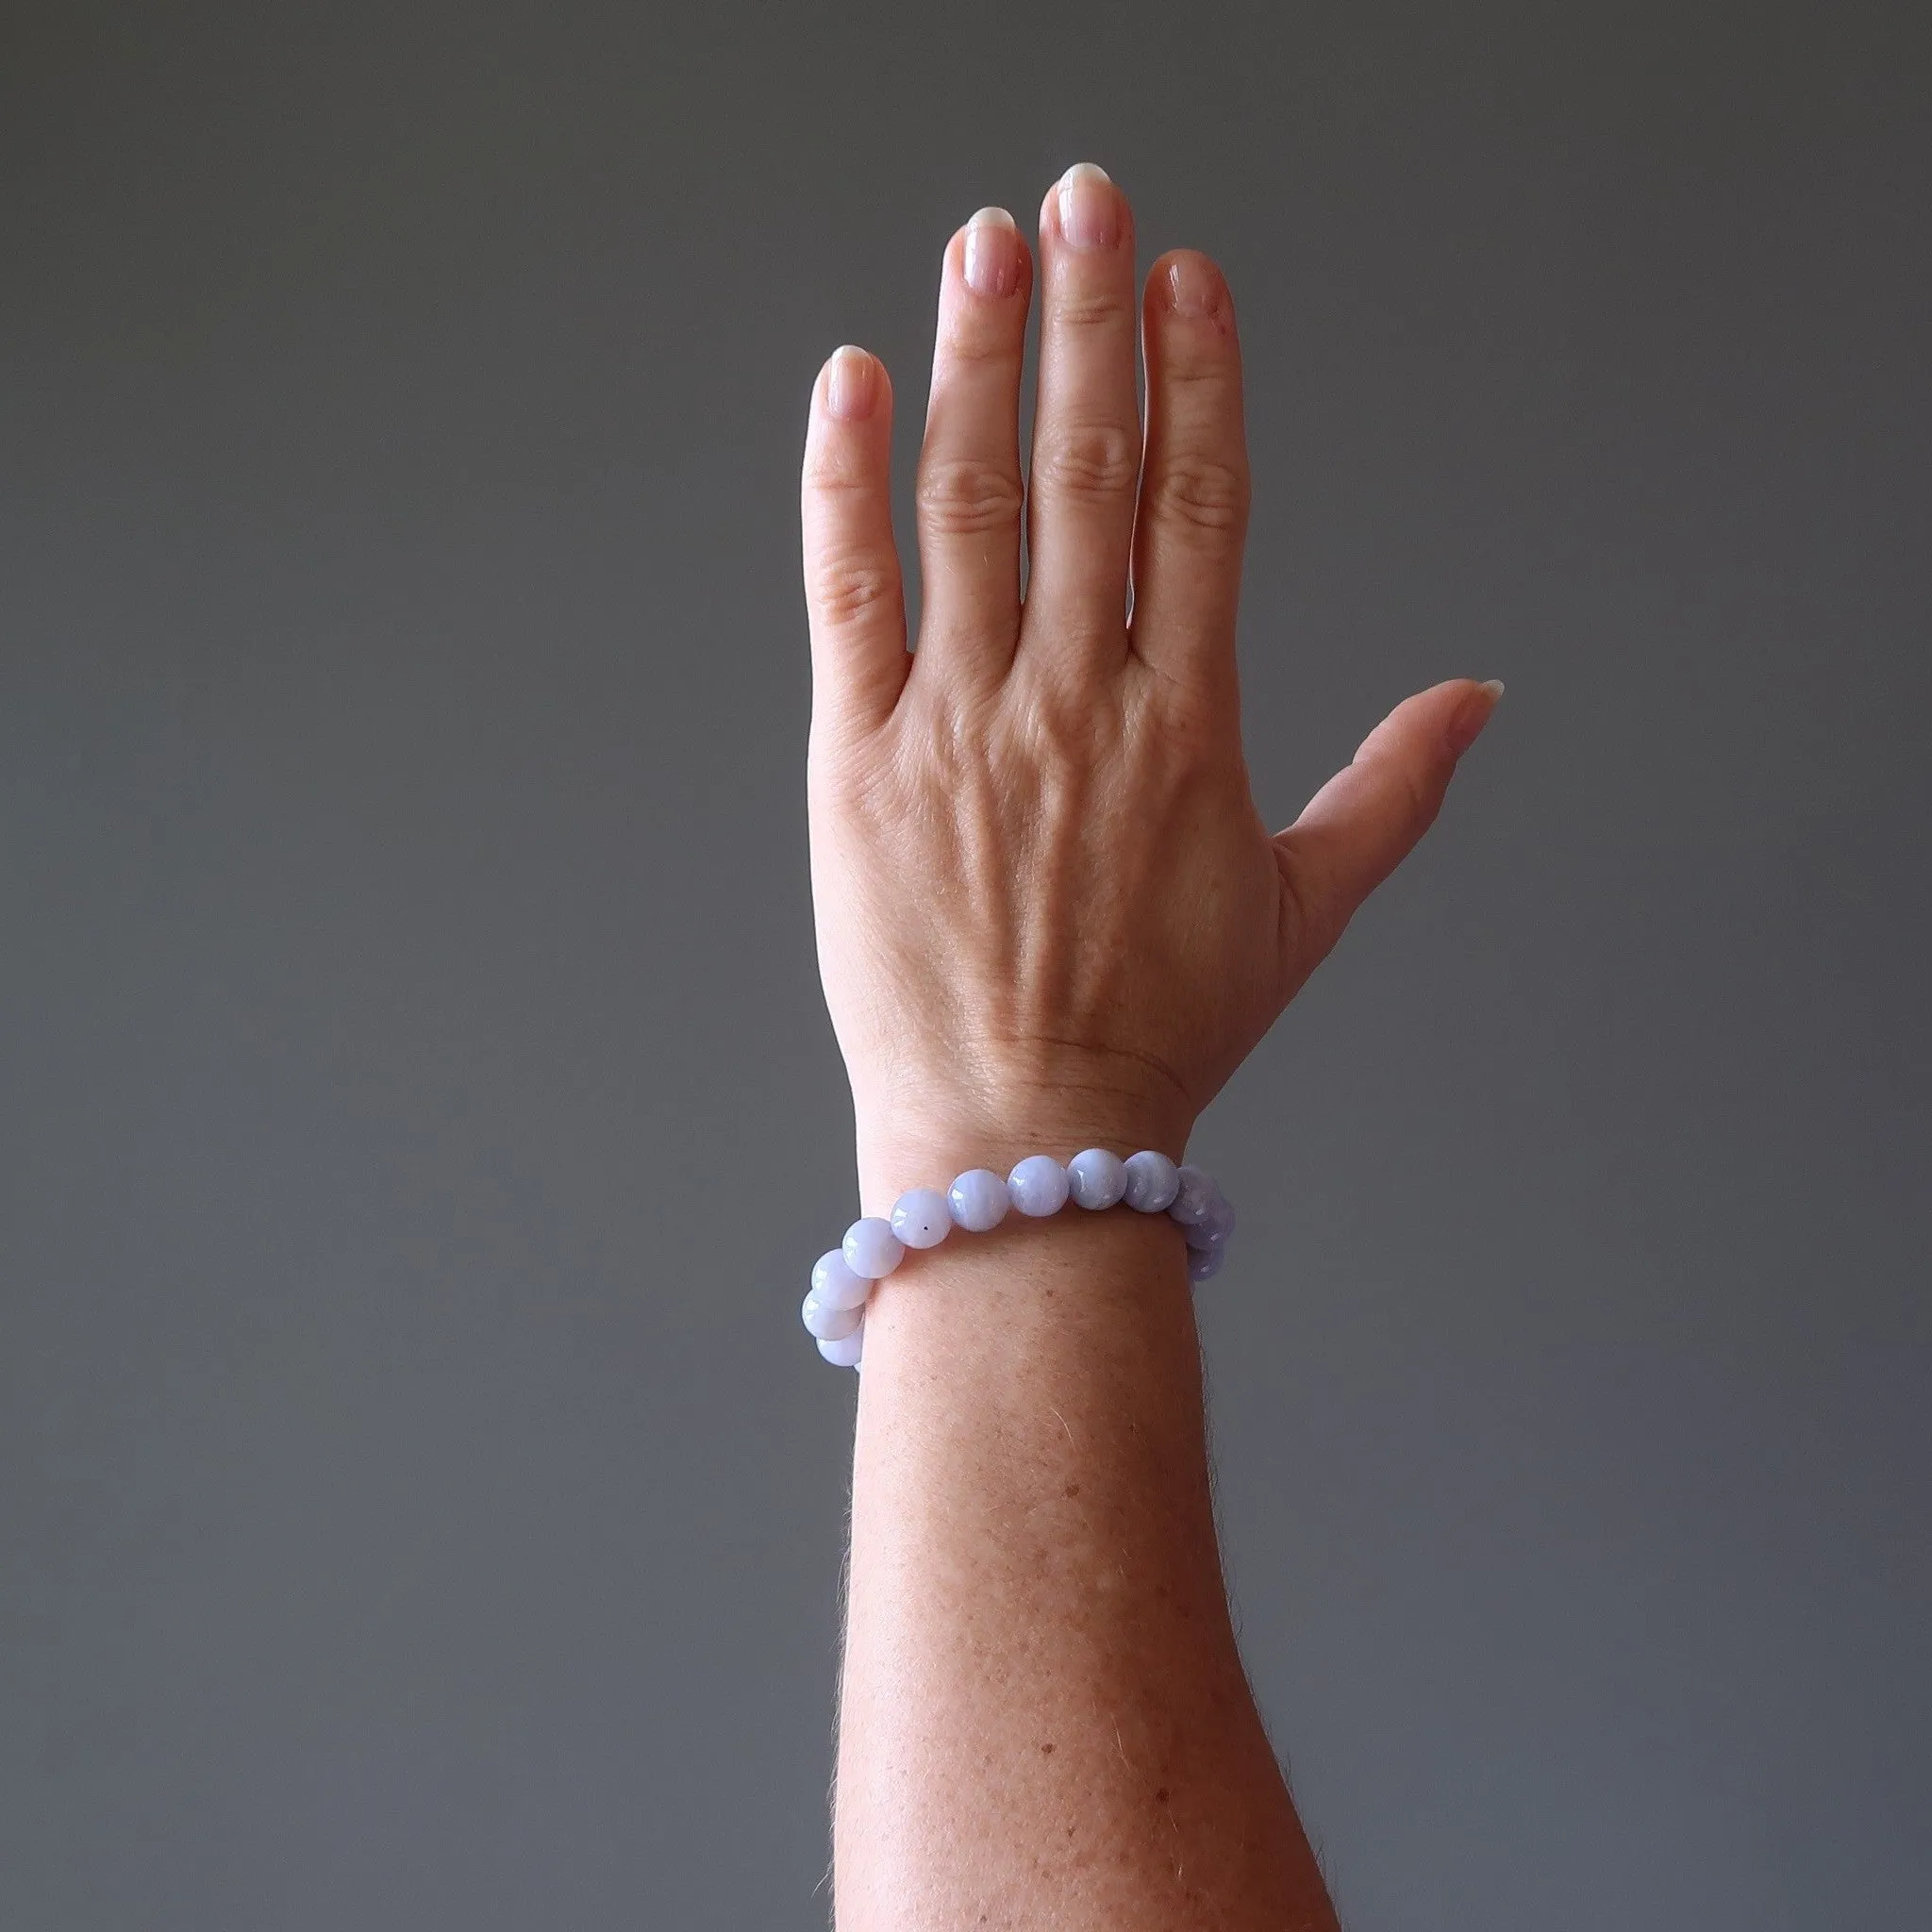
[800,164,1500,1930]
[841,1195,1334,1927]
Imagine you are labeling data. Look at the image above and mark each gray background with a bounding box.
[3,2,1926,1926]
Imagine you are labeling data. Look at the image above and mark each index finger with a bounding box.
[801,345,908,737]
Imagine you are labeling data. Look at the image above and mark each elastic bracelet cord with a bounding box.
[800,1149,1235,1370]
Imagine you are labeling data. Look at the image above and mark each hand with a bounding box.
[801,165,1500,1201]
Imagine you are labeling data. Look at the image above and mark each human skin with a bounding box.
[800,164,1500,1930]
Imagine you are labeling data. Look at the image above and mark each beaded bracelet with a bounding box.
[801,1149,1235,1370]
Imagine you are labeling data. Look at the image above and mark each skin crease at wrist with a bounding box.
[851,1075,1197,1212]
[801,159,1497,1930]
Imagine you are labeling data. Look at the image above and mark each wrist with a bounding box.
[849,1053,1197,1212]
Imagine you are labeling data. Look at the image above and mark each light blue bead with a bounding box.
[890,1187,952,1249]
[947,1168,1010,1232]
[1170,1165,1218,1227]
[1066,1147,1127,1210]
[811,1248,873,1312]
[1183,1193,1236,1250]
[842,1217,905,1280]
[802,1288,864,1341]
[1187,1241,1227,1285]
[1008,1154,1070,1217]
[818,1325,864,1368]
[1122,1149,1180,1213]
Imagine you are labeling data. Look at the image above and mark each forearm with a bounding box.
[833,1135,1339,1931]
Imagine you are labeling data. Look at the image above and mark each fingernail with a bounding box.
[962,207,1021,298]
[825,345,876,422]
[1447,680,1505,755]
[1163,252,1226,322]
[1057,162,1120,251]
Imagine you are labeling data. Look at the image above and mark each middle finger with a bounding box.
[1023,164,1141,680]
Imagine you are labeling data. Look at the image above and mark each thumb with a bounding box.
[1274,677,1503,952]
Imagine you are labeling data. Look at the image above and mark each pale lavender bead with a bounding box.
[810,1248,873,1313]
[1183,1194,1236,1250]
[1122,1149,1180,1213]
[1169,1165,1218,1228]
[947,1168,1010,1233]
[1187,1241,1227,1285]
[890,1187,952,1250]
[1008,1154,1071,1217]
[801,1288,864,1341]
[818,1324,864,1368]
[1066,1147,1128,1210]
[842,1217,905,1280]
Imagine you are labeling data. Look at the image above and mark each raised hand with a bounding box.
[802,163,1499,1200]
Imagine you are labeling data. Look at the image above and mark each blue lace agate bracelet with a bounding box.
[802,1148,1236,1370]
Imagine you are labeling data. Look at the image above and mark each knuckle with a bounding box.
[939,317,1023,369]
[1371,746,1441,841]
[1274,840,1344,962]
[1146,454,1249,538]
[1034,421,1141,503]
[916,455,1024,538]
[1399,760,1445,834]
[1051,289,1132,334]
[1133,670,1224,763]
[811,549,901,628]
[1011,663,1118,771]
[802,453,870,499]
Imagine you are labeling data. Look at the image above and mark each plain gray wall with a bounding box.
[3,3,1927,1926]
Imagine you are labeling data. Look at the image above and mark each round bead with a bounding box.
[1169,1164,1219,1227]
[842,1217,905,1280]
[818,1325,864,1368]
[1008,1154,1071,1217]
[810,1248,873,1313]
[947,1168,1010,1233]
[1122,1149,1180,1213]
[890,1187,953,1250]
[1183,1193,1236,1250]
[801,1288,865,1341]
[1066,1147,1128,1210]
[1187,1241,1227,1285]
